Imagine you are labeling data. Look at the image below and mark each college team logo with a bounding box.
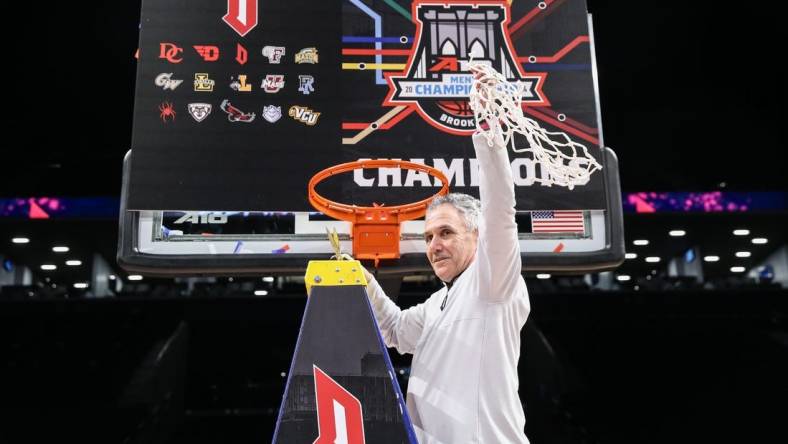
[194,45,220,61]
[312,365,365,444]
[159,43,183,63]
[222,0,258,37]
[159,101,176,123]
[220,100,256,122]
[261,75,285,93]
[262,46,285,63]
[289,106,320,126]
[188,103,212,122]
[194,73,216,92]
[295,47,318,64]
[384,0,549,135]
[298,75,315,95]
[154,73,183,90]
[262,105,282,123]
[230,75,252,91]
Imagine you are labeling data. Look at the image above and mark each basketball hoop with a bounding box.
[467,60,602,190]
[308,159,449,266]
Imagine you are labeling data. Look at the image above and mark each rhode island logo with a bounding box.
[383,0,549,135]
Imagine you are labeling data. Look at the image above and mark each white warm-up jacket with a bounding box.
[366,132,531,443]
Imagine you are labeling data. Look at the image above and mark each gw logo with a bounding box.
[173,213,228,224]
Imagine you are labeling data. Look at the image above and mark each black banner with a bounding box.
[129,0,606,212]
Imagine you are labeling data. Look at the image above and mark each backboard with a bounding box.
[119,0,624,275]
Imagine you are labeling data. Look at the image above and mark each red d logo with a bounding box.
[312,365,366,444]
[222,0,258,37]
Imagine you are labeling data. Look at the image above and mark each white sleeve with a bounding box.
[365,277,428,355]
[472,132,523,302]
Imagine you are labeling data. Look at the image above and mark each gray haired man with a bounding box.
[364,132,531,443]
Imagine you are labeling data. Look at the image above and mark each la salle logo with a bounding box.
[384,0,549,135]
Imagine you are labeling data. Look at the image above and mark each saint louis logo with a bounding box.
[262,105,282,123]
[383,0,549,135]
[222,0,258,37]
[188,103,212,122]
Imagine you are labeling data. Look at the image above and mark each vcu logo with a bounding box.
[289,106,320,126]
[384,0,548,135]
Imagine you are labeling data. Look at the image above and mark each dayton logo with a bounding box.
[194,45,220,62]
[384,0,549,135]
[222,0,258,37]
[312,365,365,444]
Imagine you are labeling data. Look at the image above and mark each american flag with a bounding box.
[530,210,585,234]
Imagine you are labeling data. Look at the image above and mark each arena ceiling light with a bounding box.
[625,253,637,259]
[616,275,631,282]
[733,229,750,236]
[12,237,30,244]
[645,256,661,263]
[52,246,70,253]
[262,276,275,282]
[65,260,82,266]
[751,238,768,244]
[73,283,89,289]
[633,239,649,246]
[40,264,57,271]
[536,273,551,279]
[735,251,751,258]
[703,255,720,262]
[128,275,143,281]
[254,290,269,296]
[730,266,746,273]
[668,230,686,237]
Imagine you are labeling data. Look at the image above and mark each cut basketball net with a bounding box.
[467,60,601,189]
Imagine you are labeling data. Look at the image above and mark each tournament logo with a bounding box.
[220,100,256,123]
[261,75,285,93]
[188,103,212,122]
[295,47,318,64]
[262,105,282,123]
[194,73,216,92]
[158,43,183,63]
[383,0,548,135]
[298,75,315,95]
[230,75,252,91]
[159,101,176,123]
[194,45,220,61]
[222,0,258,37]
[262,46,285,64]
[289,105,320,126]
[154,73,183,90]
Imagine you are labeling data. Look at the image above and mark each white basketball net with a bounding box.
[467,60,601,189]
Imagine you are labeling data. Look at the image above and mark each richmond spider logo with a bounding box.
[384,0,548,135]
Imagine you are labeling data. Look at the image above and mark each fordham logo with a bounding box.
[222,0,258,37]
[312,365,365,444]
[384,0,548,135]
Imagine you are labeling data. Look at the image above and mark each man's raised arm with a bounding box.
[472,131,523,301]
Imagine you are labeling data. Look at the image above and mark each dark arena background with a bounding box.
[1,1,786,444]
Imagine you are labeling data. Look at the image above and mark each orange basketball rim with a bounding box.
[308,159,449,265]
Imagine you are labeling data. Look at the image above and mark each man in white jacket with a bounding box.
[364,131,531,443]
